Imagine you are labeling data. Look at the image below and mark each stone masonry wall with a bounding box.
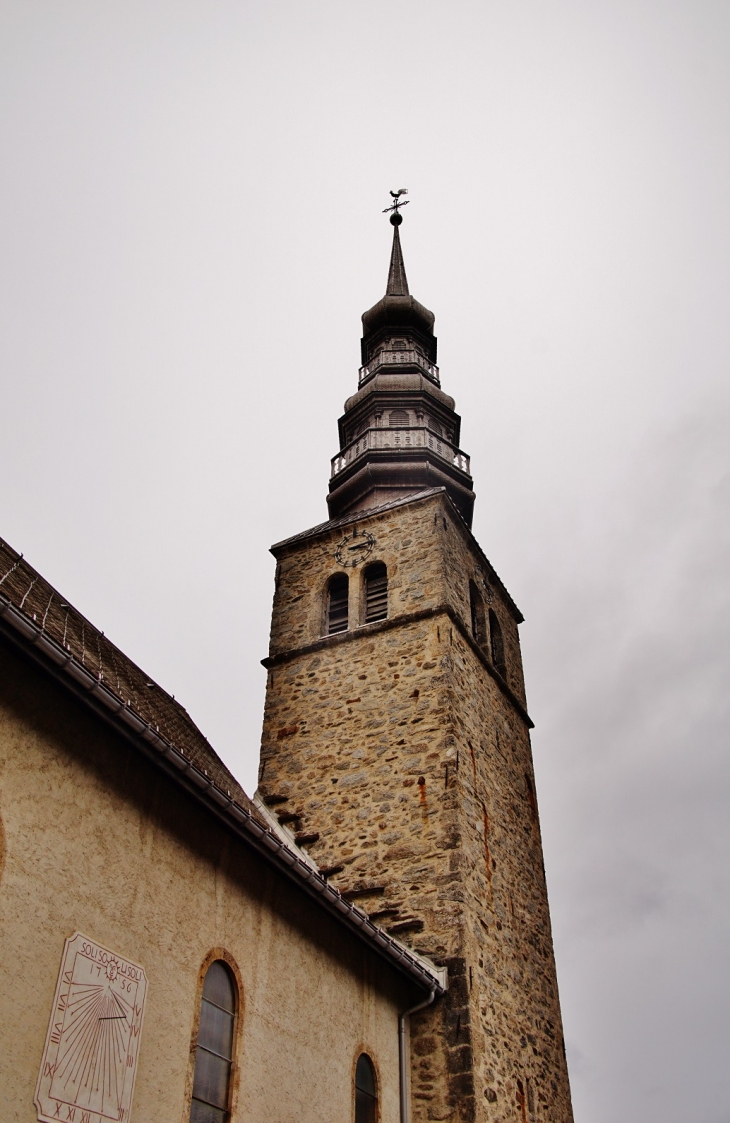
[259,491,573,1123]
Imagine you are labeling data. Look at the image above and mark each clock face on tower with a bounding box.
[334,530,375,567]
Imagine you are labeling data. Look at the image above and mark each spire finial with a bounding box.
[382,189,410,296]
[382,188,409,227]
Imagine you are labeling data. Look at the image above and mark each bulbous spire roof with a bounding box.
[361,216,436,364]
[327,203,475,527]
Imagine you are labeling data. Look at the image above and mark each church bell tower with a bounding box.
[258,200,574,1123]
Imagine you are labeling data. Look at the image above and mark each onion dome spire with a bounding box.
[361,193,436,368]
[327,192,475,527]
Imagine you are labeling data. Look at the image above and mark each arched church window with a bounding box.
[190,960,237,1123]
[488,608,506,678]
[469,581,486,649]
[429,419,443,437]
[364,563,388,624]
[327,574,349,635]
[355,1053,378,1123]
[388,409,408,427]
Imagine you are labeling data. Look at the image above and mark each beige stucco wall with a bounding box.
[0,642,414,1123]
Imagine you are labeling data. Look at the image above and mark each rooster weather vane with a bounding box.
[383,188,409,225]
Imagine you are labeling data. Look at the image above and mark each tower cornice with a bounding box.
[260,601,534,730]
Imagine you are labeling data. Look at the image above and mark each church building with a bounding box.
[0,202,574,1123]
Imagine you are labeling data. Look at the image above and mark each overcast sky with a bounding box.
[1,2,729,1120]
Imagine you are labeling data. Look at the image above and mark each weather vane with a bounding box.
[382,188,409,225]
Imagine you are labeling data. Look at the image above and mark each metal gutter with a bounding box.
[399,987,438,1123]
[0,592,447,999]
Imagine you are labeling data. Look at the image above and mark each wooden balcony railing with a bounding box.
[358,350,440,387]
[331,427,470,478]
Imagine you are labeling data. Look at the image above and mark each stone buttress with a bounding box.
[257,210,574,1123]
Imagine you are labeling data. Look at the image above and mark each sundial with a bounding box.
[35,933,147,1123]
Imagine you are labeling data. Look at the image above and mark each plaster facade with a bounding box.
[259,490,573,1123]
[0,641,417,1123]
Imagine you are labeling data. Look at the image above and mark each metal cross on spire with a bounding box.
[382,188,409,225]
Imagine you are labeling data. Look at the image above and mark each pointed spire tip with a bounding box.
[386,222,409,297]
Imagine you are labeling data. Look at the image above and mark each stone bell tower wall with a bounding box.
[258,490,573,1123]
[265,490,523,680]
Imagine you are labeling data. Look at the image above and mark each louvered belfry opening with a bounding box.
[327,574,349,635]
[364,562,388,624]
[469,580,486,650]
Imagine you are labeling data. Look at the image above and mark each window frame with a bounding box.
[353,1050,379,1123]
[469,580,487,651]
[185,950,244,1123]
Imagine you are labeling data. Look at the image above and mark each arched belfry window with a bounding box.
[388,409,408,427]
[364,563,388,624]
[190,960,237,1123]
[355,1053,378,1123]
[488,608,506,679]
[327,573,349,635]
[469,581,486,650]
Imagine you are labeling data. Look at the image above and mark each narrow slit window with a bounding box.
[327,574,349,635]
[488,608,506,678]
[364,563,388,624]
[469,581,486,649]
[355,1053,378,1123]
[190,960,237,1123]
